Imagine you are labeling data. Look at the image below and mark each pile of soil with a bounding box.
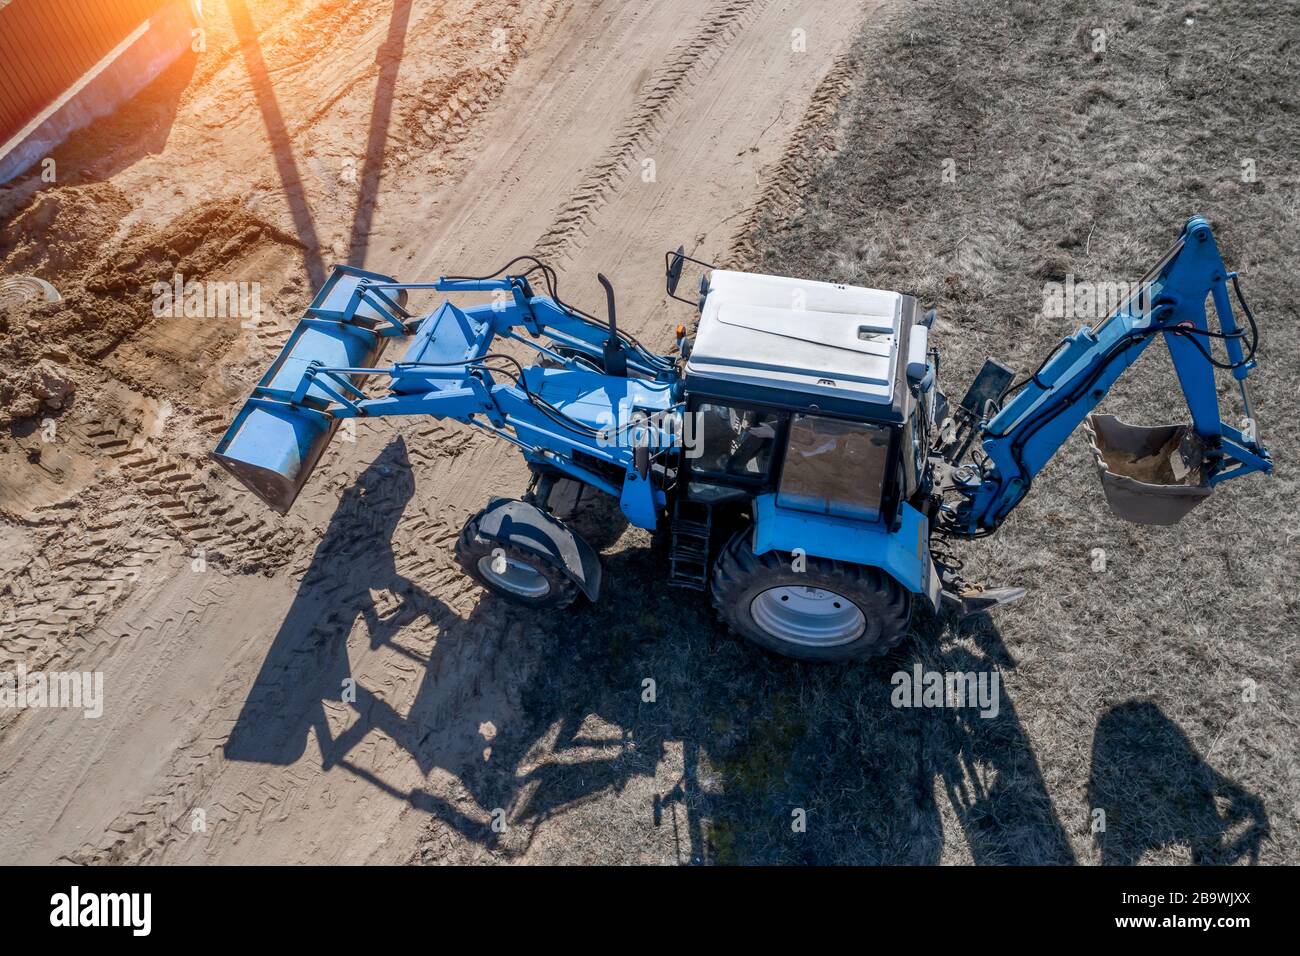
[0,185,300,427]
[0,181,132,278]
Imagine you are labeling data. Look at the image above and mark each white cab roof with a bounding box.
[685,270,904,407]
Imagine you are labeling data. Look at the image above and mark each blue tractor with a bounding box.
[213,217,1271,661]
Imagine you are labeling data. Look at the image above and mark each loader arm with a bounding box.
[212,264,683,526]
[944,216,1271,536]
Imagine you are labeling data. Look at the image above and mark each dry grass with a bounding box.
[417,0,1298,864]
[744,0,1300,863]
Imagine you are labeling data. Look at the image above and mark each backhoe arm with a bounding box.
[946,216,1271,535]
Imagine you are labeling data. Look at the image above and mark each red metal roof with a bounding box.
[0,0,174,145]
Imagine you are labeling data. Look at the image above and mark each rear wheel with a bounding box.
[455,510,579,609]
[711,531,911,662]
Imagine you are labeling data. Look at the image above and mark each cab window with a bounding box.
[777,414,893,522]
[690,403,784,482]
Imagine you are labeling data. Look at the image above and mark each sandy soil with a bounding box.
[0,0,878,863]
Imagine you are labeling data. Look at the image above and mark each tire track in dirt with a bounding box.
[2,0,880,865]
[66,439,505,864]
[401,4,652,265]
[400,0,570,151]
[0,567,235,860]
[1,498,159,697]
[1,372,309,713]
[532,0,767,260]
[723,49,860,268]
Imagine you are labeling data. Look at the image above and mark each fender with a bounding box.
[471,497,603,600]
[750,494,942,610]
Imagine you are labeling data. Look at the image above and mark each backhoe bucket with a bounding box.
[212,266,407,513]
[1084,414,1212,526]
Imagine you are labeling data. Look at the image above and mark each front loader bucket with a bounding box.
[212,266,407,513]
[1084,414,1212,526]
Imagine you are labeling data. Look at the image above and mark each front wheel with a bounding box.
[711,532,912,662]
[455,510,579,609]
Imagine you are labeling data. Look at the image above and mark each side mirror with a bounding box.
[663,248,717,307]
[666,245,686,296]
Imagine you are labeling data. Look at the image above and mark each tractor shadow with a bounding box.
[224,437,447,766]
[501,565,1083,864]
[222,434,656,849]
[220,440,1068,862]
[1086,699,1268,864]
[223,436,1266,863]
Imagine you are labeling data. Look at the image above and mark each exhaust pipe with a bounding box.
[597,272,628,377]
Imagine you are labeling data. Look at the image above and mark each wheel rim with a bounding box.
[476,552,552,598]
[749,586,866,647]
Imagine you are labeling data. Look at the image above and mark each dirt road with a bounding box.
[0,0,877,864]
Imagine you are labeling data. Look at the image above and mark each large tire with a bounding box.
[711,531,912,662]
[455,510,579,609]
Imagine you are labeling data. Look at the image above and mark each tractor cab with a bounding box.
[680,269,934,529]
